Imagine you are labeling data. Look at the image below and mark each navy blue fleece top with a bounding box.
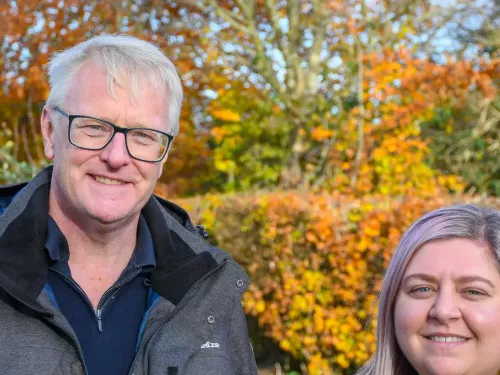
[45,214,156,375]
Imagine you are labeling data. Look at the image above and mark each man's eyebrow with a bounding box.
[402,273,495,288]
[90,115,149,128]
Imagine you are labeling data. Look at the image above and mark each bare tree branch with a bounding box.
[212,3,251,34]
[21,119,33,165]
[284,0,302,99]
[265,0,286,52]
[307,0,328,96]
[235,0,255,21]
[12,117,19,160]
[27,88,43,161]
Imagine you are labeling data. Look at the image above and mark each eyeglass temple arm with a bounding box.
[51,105,69,118]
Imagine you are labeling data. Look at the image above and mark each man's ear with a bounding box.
[40,106,55,160]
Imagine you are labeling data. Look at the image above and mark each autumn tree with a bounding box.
[189,0,497,195]
[422,73,500,196]
[418,0,500,196]
[0,0,498,195]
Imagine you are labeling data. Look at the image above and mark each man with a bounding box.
[0,35,257,375]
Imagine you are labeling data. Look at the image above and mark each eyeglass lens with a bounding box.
[70,117,168,161]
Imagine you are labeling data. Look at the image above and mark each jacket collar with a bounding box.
[0,169,51,314]
[0,166,224,313]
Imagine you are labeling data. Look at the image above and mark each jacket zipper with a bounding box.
[45,268,144,375]
[95,269,142,331]
[128,258,229,374]
[51,268,141,332]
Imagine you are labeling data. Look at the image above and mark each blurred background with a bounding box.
[0,0,498,373]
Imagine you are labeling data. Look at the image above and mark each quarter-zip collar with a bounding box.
[45,213,156,278]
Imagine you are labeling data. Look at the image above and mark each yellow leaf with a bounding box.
[280,339,291,351]
[210,109,241,122]
[311,127,334,141]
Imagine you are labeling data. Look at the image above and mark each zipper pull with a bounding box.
[96,309,103,332]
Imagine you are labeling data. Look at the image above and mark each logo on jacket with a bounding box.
[201,341,220,349]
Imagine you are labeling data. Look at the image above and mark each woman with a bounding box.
[357,204,500,375]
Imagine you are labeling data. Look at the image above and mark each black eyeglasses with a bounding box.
[52,106,174,162]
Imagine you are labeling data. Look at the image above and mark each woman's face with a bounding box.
[394,238,500,375]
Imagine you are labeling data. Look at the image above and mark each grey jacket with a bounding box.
[0,167,257,375]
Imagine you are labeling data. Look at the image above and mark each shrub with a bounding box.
[178,191,500,374]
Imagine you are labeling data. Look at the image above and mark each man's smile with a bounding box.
[91,174,127,185]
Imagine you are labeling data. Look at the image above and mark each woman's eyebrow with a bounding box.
[456,275,495,288]
[403,273,495,289]
[402,273,437,284]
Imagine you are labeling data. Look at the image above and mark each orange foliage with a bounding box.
[322,48,495,197]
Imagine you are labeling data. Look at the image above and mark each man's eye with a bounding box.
[131,131,157,142]
[87,124,106,131]
[136,132,153,139]
[77,122,107,131]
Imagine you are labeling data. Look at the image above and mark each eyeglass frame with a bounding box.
[51,105,174,163]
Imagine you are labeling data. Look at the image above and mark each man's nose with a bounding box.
[428,289,461,323]
[100,133,131,168]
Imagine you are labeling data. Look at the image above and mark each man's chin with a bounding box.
[86,207,135,225]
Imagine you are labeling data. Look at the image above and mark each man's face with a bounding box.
[41,62,171,226]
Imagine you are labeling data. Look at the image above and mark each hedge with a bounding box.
[175,191,500,374]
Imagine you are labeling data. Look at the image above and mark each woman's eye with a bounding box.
[411,286,433,294]
[464,289,485,296]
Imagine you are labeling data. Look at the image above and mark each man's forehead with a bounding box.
[65,64,167,114]
[68,61,168,106]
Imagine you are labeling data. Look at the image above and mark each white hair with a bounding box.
[46,34,183,135]
[356,204,500,375]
